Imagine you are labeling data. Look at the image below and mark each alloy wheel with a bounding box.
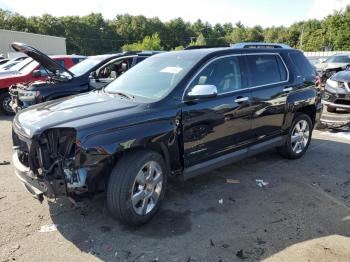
[291,119,310,154]
[131,161,163,215]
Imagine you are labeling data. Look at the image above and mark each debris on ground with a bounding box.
[0,160,10,165]
[236,249,248,259]
[222,243,229,248]
[184,257,192,262]
[256,179,269,188]
[38,224,58,233]
[226,179,240,184]
[24,223,31,228]
[256,238,266,245]
[0,195,6,200]
[210,239,215,247]
[10,244,20,253]
[218,199,224,205]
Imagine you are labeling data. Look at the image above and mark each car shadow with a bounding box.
[48,138,350,261]
[0,114,14,122]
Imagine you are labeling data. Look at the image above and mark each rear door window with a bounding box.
[245,54,288,87]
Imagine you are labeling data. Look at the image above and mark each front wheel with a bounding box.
[107,150,167,226]
[0,92,15,115]
[278,113,313,159]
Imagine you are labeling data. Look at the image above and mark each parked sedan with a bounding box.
[322,70,350,113]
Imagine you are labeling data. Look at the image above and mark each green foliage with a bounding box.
[1,6,350,54]
[121,33,163,51]
[172,45,185,51]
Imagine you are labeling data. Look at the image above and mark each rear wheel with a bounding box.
[326,106,336,113]
[107,150,167,226]
[278,113,313,159]
[0,92,14,115]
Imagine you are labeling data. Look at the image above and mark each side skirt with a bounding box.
[182,136,286,180]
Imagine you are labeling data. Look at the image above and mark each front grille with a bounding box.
[334,99,350,105]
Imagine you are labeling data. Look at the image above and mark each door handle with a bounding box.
[283,87,293,92]
[234,97,249,103]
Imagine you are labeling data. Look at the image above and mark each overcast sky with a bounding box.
[0,0,350,27]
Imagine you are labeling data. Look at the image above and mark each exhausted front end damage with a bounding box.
[13,128,90,201]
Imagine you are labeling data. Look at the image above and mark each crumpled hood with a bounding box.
[331,70,350,82]
[11,42,74,77]
[316,62,349,71]
[14,91,142,138]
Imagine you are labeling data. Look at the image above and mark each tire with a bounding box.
[278,113,313,159]
[0,92,15,115]
[107,150,167,226]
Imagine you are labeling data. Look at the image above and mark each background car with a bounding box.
[323,70,350,113]
[315,54,350,73]
[0,47,86,114]
[0,56,27,71]
[9,43,162,113]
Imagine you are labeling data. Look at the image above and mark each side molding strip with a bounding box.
[182,136,286,180]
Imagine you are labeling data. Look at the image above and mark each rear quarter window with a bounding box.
[245,54,288,87]
[288,52,316,80]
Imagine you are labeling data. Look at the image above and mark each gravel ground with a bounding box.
[0,114,350,262]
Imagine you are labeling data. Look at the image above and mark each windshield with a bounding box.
[325,55,350,63]
[104,54,200,101]
[66,57,103,76]
[10,57,33,72]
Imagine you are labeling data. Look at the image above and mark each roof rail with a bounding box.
[231,42,292,49]
[185,45,230,50]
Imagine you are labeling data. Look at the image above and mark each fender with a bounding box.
[76,109,183,189]
[45,84,89,101]
[46,91,85,101]
[283,87,319,129]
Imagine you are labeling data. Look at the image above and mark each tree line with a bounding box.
[1,6,350,55]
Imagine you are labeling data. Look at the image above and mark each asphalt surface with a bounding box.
[0,114,350,262]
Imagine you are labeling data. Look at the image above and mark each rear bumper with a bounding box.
[13,151,67,199]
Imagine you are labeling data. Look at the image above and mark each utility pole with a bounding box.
[300,25,304,50]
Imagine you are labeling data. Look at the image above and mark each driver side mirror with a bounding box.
[186,85,218,100]
[32,70,41,78]
[89,71,97,80]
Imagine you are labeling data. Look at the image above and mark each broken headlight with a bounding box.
[326,79,347,89]
[18,90,40,101]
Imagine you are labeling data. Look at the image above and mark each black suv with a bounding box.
[12,43,322,225]
[9,43,161,112]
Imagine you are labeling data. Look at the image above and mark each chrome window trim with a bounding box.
[182,52,290,101]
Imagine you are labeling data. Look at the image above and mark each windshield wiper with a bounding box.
[108,91,134,100]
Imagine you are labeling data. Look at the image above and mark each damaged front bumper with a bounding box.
[13,150,67,200]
